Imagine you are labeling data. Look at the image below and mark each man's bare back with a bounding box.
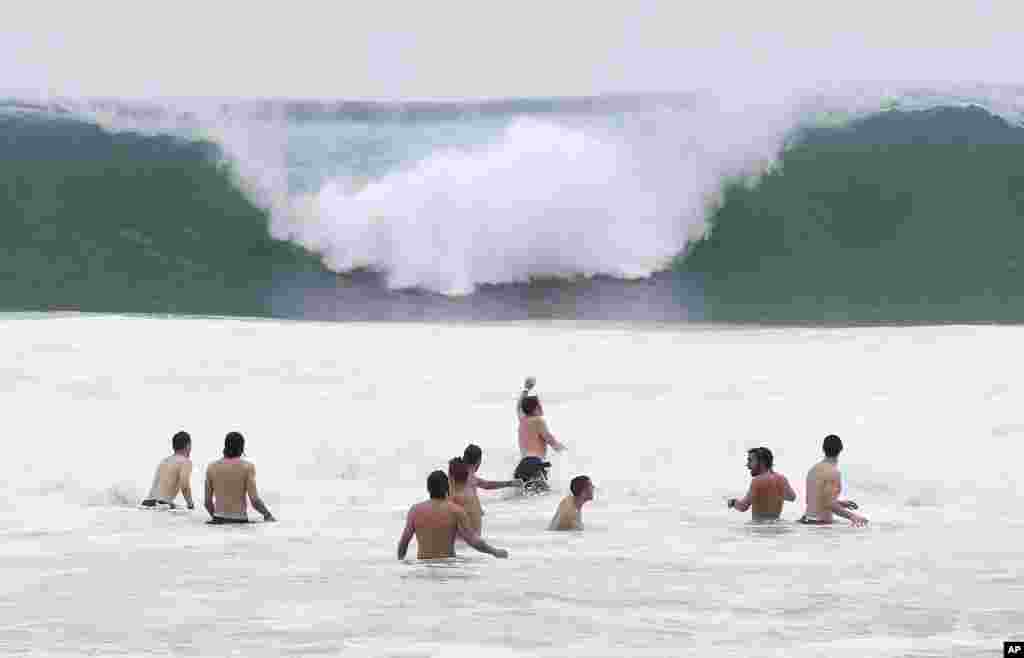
[204,456,275,522]
[804,460,842,523]
[397,470,508,560]
[733,472,796,520]
[143,455,192,507]
[450,483,484,534]
[549,495,582,531]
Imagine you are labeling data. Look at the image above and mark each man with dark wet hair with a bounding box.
[204,431,275,524]
[549,475,594,531]
[460,445,521,533]
[515,377,565,485]
[800,434,867,526]
[397,470,508,560]
[727,447,796,520]
[141,431,194,510]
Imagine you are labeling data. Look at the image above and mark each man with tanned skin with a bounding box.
[397,470,508,560]
[515,377,565,483]
[727,447,797,521]
[204,431,275,524]
[460,444,521,533]
[141,431,194,510]
[549,475,594,531]
[800,434,868,527]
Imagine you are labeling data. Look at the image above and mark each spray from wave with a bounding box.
[5,83,1024,321]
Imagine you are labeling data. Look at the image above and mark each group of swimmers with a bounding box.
[140,376,867,559]
[141,430,275,524]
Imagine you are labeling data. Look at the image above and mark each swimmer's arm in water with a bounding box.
[829,499,868,526]
[824,472,866,526]
[782,476,797,502]
[180,461,195,510]
[729,484,754,512]
[246,464,276,522]
[396,508,415,560]
[834,472,858,509]
[456,510,508,558]
[203,467,215,518]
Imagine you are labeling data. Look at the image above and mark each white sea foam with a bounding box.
[1,314,1021,655]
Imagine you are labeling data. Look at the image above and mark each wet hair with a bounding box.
[823,434,843,458]
[448,457,470,484]
[463,444,482,466]
[570,475,591,497]
[427,470,450,499]
[520,395,541,416]
[223,431,245,458]
[748,447,774,470]
[172,431,191,452]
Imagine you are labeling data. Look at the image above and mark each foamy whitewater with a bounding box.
[1,314,1020,656]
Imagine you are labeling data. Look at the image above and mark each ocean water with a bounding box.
[1,314,1021,656]
[5,86,1024,323]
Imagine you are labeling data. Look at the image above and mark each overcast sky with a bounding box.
[3,1,1022,101]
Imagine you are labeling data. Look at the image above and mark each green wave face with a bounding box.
[681,106,1024,323]
[0,114,323,316]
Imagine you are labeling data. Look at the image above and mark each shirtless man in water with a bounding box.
[141,431,194,510]
[800,434,868,527]
[460,444,521,532]
[515,377,566,482]
[204,432,275,524]
[397,470,508,560]
[549,475,594,531]
[449,454,519,534]
[727,447,796,521]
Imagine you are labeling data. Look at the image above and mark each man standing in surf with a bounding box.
[549,475,594,531]
[397,470,508,560]
[727,447,797,521]
[204,432,276,524]
[140,430,195,510]
[514,377,565,487]
[800,434,868,526]
[459,445,522,533]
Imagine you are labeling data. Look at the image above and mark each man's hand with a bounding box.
[849,513,868,527]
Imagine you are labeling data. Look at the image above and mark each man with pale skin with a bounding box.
[800,434,868,527]
[727,447,797,521]
[141,430,194,510]
[515,377,566,484]
[549,475,594,531]
[397,470,508,560]
[460,444,521,533]
[204,431,275,524]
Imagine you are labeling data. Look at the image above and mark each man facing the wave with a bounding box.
[514,377,565,484]
[453,449,521,534]
[800,434,868,527]
[141,430,194,510]
[204,432,275,524]
[397,470,508,560]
